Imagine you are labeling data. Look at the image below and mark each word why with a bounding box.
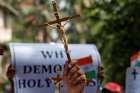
[40,50,65,59]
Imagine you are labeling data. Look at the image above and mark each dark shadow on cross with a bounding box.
[131,68,138,80]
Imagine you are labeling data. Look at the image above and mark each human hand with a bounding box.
[6,65,15,81]
[6,65,15,93]
[63,62,86,93]
[98,64,104,82]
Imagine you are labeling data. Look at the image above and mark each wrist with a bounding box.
[68,90,83,93]
[69,92,83,93]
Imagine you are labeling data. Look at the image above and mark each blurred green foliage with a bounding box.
[66,0,140,86]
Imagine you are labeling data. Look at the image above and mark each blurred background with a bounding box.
[0,0,140,92]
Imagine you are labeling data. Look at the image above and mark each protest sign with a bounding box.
[125,67,140,93]
[9,43,101,93]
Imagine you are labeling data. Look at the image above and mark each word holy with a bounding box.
[17,78,96,89]
[18,78,52,88]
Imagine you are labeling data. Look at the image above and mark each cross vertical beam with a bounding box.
[52,1,60,21]
[49,66,62,93]
[38,1,80,93]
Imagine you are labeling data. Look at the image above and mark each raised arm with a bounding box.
[6,65,15,93]
[63,62,86,93]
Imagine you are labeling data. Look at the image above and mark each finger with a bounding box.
[69,64,79,74]
[98,65,104,80]
[11,69,16,75]
[68,62,75,69]
[70,71,84,82]
[99,70,104,76]
[7,67,16,79]
[68,64,80,79]
[67,62,75,76]
[72,74,86,85]
[99,64,104,71]
[7,68,16,74]
[72,76,86,86]
[63,62,69,76]
[98,71,104,80]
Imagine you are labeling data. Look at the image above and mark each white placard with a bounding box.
[125,67,140,93]
[9,43,101,93]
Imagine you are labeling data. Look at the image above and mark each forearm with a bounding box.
[9,80,14,93]
[68,89,84,93]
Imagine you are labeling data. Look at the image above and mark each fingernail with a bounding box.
[68,64,71,68]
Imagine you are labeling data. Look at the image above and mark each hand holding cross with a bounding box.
[38,1,82,93]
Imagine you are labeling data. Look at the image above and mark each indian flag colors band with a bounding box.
[74,56,97,80]
[85,70,96,80]
[130,51,140,67]
[135,59,140,67]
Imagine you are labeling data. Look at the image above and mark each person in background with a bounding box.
[102,82,124,93]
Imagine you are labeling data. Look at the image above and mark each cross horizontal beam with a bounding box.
[38,14,80,27]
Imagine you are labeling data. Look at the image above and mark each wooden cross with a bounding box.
[48,66,62,93]
[39,0,80,63]
[38,1,80,93]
